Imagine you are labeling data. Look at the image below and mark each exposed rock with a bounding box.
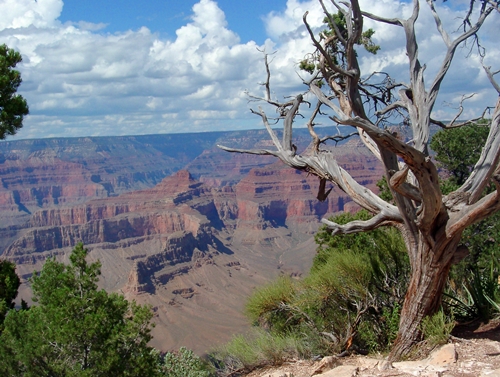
[172,287,196,299]
[3,171,216,259]
[124,261,151,294]
[247,337,500,377]
[312,356,340,375]
[0,129,386,353]
[426,343,457,366]
[391,343,457,375]
[315,365,358,377]
[260,372,294,377]
[481,368,500,377]
[392,359,448,375]
[356,358,380,369]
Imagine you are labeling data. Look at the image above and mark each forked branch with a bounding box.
[458,59,500,203]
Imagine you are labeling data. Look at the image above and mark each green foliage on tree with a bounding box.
[0,243,158,377]
[0,44,29,139]
[244,211,409,355]
[299,11,379,74]
[376,176,393,203]
[0,260,20,330]
[430,121,490,190]
[320,11,380,55]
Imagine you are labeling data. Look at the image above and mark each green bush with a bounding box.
[161,347,214,377]
[240,211,409,357]
[420,311,454,347]
[210,328,306,374]
[245,276,297,332]
[358,303,401,352]
[446,259,500,321]
[382,303,401,347]
[214,210,412,372]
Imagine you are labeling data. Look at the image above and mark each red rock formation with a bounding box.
[124,261,151,294]
[3,139,384,257]
[233,154,381,229]
[4,171,215,258]
[0,133,386,354]
[0,134,227,227]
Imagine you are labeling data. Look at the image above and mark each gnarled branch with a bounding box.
[321,211,399,235]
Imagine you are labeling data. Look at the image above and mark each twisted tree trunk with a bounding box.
[389,233,461,360]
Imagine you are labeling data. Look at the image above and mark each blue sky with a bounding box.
[59,0,285,44]
[0,0,498,140]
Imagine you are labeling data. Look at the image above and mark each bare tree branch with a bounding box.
[261,50,274,102]
[376,101,407,116]
[361,11,403,26]
[307,102,324,152]
[217,145,279,157]
[321,211,399,235]
[446,93,476,128]
[252,107,283,151]
[246,50,298,110]
[283,95,303,152]
[321,132,358,144]
[426,2,493,108]
[483,60,500,93]
[458,98,500,203]
[303,12,353,78]
[448,173,500,235]
[426,0,452,47]
[389,166,422,203]
[431,105,491,129]
[486,0,500,12]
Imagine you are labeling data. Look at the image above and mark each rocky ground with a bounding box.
[244,320,500,377]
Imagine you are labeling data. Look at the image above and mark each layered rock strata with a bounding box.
[0,131,384,353]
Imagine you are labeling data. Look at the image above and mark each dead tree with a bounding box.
[219,0,500,361]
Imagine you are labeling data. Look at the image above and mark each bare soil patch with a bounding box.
[243,320,500,377]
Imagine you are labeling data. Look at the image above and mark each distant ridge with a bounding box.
[0,126,385,353]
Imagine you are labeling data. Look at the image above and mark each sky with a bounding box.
[0,0,499,140]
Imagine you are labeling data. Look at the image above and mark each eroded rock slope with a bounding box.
[0,130,383,352]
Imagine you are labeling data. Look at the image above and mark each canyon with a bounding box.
[0,127,384,353]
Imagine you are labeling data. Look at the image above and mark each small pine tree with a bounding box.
[0,243,158,377]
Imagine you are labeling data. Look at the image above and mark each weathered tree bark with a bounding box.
[390,233,462,359]
[219,0,500,361]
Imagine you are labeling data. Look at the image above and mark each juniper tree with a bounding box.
[220,0,500,360]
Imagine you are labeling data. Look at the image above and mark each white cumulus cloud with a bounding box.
[0,0,498,140]
[0,0,63,30]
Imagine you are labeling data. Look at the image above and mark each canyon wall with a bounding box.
[0,129,384,353]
